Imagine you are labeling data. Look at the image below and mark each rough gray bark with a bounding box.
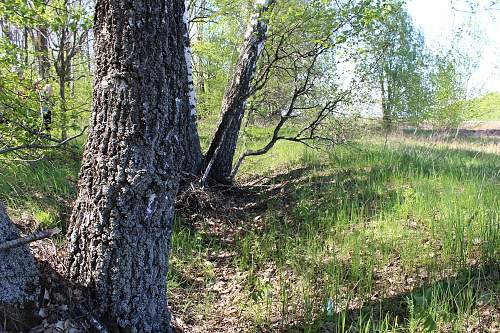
[66,0,189,331]
[0,202,40,331]
[203,0,275,183]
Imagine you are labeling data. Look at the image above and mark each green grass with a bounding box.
[169,136,500,332]
[0,147,81,231]
[0,128,498,332]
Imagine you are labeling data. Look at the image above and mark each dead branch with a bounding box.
[0,126,87,155]
[0,228,60,251]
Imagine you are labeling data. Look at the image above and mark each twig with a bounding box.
[0,228,60,251]
[0,126,88,155]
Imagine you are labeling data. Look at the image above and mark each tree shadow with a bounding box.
[174,142,499,266]
[170,142,499,332]
[282,261,499,332]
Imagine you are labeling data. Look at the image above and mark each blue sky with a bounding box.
[407,0,500,94]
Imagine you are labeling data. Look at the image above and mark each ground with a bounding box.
[0,130,499,332]
[168,134,500,332]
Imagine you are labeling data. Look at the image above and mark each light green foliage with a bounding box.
[0,0,92,156]
[191,0,251,119]
[425,16,485,127]
[429,54,470,127]
[357,1,433,127]
[467,92,500,120]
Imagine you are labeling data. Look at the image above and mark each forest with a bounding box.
[0,0,499,332]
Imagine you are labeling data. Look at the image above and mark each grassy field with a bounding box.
[169,135,500,332]
[0,132,498,332]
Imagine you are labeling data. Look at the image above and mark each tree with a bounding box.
[228,0,379,177]
[0,0,92,159]
[202,0,275,183]
[428,49,476,130]
[65,0,191,330]
[48,0,92,140]
[357,2,432,129]
[182,0,204,176]
[0,202,40,331]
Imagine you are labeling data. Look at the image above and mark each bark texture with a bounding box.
[181,0,203,175]
[0,202,40,331]
[66,1,189,331]
[203,0,274,182]
[33,26,51,82]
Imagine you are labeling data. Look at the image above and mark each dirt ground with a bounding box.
[461,121,500,131]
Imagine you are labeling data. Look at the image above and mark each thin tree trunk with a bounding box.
[35,27,51,80]
[181,0,203,175]
[380,69,391,130]
[66,0,189,331]
[33,22,52,131]
[70,58,75,97]
[23,27,29,66]
[59,73,67,139]
[203,0,275,183]
[195,0,206,95]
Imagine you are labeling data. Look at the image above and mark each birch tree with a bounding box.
[203,0,275,183]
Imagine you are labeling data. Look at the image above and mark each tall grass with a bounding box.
[0,147,81,230]
[169,136,499,332]
[1,130,497,331]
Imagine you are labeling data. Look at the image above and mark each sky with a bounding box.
[407,0,500,94]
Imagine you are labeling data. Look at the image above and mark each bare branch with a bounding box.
[0,228,60,251]
[0,126,87,155]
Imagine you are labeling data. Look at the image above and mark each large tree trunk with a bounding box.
[0,202,40,331]
[66,0,190,331]
[203,0,274,183]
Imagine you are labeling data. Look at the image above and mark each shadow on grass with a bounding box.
[0,147,81,232]
[283,261,499,332]
[173,142,499,269]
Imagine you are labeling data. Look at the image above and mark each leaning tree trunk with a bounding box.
[0,202,40,331]
[181,0,203,176]
[203,0,275,183]
[66,0,190,331]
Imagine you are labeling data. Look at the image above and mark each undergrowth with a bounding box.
[0,134,498,332]
[169,136,499,332]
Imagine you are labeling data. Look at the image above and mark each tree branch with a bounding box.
[0,126,87,155]
[0,228,60,251]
